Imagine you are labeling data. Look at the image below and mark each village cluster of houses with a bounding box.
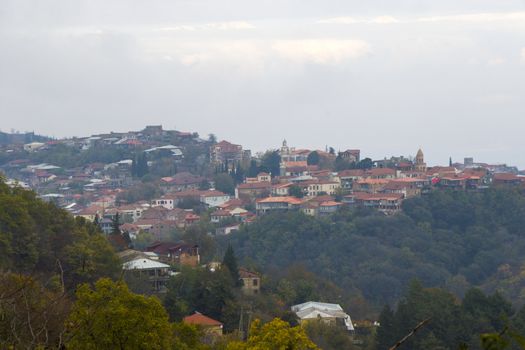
[1,126,523,238]
[2,125,523,337]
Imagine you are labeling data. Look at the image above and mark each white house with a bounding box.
[123,258,173,292]
[291,301,354,331]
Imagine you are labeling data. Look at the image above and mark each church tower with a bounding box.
[414,148,427,172]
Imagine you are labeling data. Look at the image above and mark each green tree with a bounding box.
[111,212,121,235]
[260,150,281,177]
[214,173,235,195]
[66,278,173,349]
[227,318,318,350]
[289,185,305,198]
[223,244,240,285]
[307,151,320,166]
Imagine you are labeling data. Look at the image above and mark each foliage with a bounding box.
[131,152,149,178]
[226,188,525,315]
[304,320,356,350]
[307,151,320,166]
[223,244,240,285]
[376,280,522,350]
[0,273,70,349]
[214,173,236,195]
[66,278,173,349]
[226,318,318,350]
[259,150,281,177]
[164,267,238,330]
[0,179,120,289]
[289,185,305,198]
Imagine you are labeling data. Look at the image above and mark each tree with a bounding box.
[260,150,281,177]
[290,185,305,198]
[307,151,320,166]
[111,212,121,235]
[132,152,149,178]
[248,159,259,178]
[222,244,240,285]
[66,278,173,349]
[0,273,70,349]
[376,305,396,350]
[227,318,318,350]
[214,173,235,195]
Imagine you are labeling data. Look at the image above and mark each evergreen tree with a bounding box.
[248,159,259,177]
[222,245,240,286]
[307,151,320,166]
[111,212,121,235]
[376,305,397,349]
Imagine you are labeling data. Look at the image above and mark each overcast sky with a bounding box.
[1,0,524,167]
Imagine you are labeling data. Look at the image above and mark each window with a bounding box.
[253,278,258,286]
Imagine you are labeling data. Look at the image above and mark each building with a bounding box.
[414,148,427,172]
[210,140,243,166]
[236,182,272,200]
[183,312,223,336]
[122,258,171,292]
[239,268,261,295]
[291,301,354,331]
[339,149,361,163]
[146,241,200,267]
[256,196,304,215]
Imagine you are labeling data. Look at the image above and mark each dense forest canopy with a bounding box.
[226,188,525,314]
[0,177,120,289]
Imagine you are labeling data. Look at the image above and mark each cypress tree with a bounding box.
[222,245,240,286]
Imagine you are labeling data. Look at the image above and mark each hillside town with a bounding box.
[1,125,525,345]
[1,126,520,231]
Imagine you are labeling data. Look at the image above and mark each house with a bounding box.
[210,140,243,166]
[352,179,390,193]
[160,172,206,191]
[122,258,172,292]
[215,223,241,235]
[146,241,200,267]
[183,312,223,336]
[169,189,231,208]
[23,142,46,152]
[200,190,231,207]
[366,167,397,179]
[304,180,340,197]
[291,301,354,331]
[75,205,104,222]
[492,173,523,186]
[236,182,272,200]
[271,183,293,196]
[256,196,304,215]
[151,195,177,210]
[347,192,404,214]
[210,210,232,224]
[319,201,343,215]
[239,268,261,295]
[339,149,361,163]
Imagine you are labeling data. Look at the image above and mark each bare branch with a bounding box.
[389,318,431,350]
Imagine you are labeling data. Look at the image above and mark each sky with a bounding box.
[1,0,524,167]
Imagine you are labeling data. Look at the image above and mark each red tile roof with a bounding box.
[183,312,223,327]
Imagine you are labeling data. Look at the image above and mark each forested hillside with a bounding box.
[227,188,525,315]
[0,177,120,288]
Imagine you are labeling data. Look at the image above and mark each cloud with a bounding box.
[271,39,370,64]
[416,12,525,23]
[318,11,525,25]
[318,16,399,24]
[159,21,255,32]
[487,57,505,66]
[521,48,525,63]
